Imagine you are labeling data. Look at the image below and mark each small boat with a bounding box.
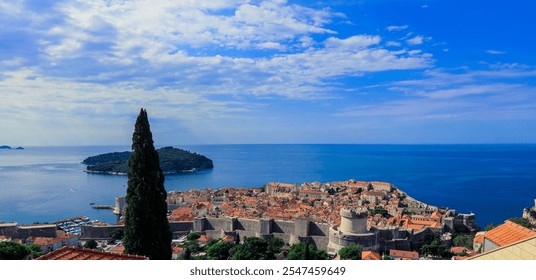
[89,202,95,205]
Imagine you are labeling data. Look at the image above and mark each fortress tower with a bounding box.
[327,207,379,255]
[340,208,369,234]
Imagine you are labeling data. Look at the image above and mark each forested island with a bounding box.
[82,146,213,175]
[0,146,24,150]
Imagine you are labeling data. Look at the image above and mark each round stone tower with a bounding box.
[340,207,368,233]
[327,207,378,255]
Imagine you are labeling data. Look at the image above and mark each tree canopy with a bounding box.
[338,243,362,260]
[231,237,284,260]
[206,241,235,260]
[0,241,31,260]
[82,147,213,174]
[420,237,452,259]
[123,108,172,260]
[83,240,98,249]
[508,217,532,229]
[286,242,328,260]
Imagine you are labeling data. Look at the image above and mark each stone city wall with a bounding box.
[1,223,57,239]
[15,225,57,239]
[80,225,124,240]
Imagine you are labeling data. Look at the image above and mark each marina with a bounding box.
[55,216,101,235]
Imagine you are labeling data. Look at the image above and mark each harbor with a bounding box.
[55,216,102,235]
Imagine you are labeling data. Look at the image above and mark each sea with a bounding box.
[1,144,535,229]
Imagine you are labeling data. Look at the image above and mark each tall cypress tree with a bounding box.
[123,108,172,260]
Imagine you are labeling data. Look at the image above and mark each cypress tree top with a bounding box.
[123,108,172,260]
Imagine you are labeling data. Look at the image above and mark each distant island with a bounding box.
[0,146,24,150]
[82,146,214,175]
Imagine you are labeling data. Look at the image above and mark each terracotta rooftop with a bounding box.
[484,220,536,247]
[450,246,474,255]
[361,251,381,260]
[172,247,185,253]
[389,249,419,260]
[33,237,59,246]
[474,234,484,244]
[36,246,147,260]
[198,235,210,242]
[108,245,125,254]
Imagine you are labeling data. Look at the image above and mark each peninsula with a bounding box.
[82,146,213,175]
[92,179,480,259]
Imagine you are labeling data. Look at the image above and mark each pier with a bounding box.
[91,205,115,210]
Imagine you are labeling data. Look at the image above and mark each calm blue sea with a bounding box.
[1,144,535,228]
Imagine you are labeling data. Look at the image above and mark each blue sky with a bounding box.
[1,0,535,145]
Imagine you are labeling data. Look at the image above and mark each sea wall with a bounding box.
[80,221,194,240]
[190,217,330,248]
[0,223,57,239]
[80,224,124,240]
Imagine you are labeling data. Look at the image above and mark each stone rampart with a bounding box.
[169,221,193,233]
[80,225,123,240]
[15,224,57,239]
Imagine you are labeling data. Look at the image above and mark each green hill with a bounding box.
[82,146,213,175]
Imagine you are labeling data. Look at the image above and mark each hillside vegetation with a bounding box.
[82,147,213,174]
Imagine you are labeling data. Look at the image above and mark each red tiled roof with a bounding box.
[474,234,484,244]
[389,249,419,260]
[450,246,473,255]
[33,237,58,246]
[484,220,536,247]
[36,246,147,260]
[222,235,234,243]
[361,251,381,260]
[431,212,442,219]
[198,235,210,242]
[109,245,125,254]
[172,247,185,253]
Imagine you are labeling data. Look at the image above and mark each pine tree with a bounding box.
[123,108,172,260]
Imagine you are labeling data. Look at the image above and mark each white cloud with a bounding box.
[486,50,506,55]
[256,42,285,50]
[324,35,380,49]
[406,35,424,45]
[0,0,433,100]
[0,68,256,145]
[339,65,536,121]
[386,25,409,31]
[0,0,441,144]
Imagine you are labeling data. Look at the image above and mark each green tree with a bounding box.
[206,241,235,260]
[182,240,200,253]
[109,228,124,243]
[0,241,30,260]
[27,244,42,258]
[485,223,496,231]
[286,243,328,260]
[452,233,475,250]
[508,217,532,228]
[230,236,283,260]
[267,237,285,256]
[381,254,392,260]
[83,240,98,249]
[420,237,452,259]
[187,232,201,241]
[338,243,362,260]
[369,206,389,217]
[231,237,271,260]
[123,108,172,260]
[180,247,192,260]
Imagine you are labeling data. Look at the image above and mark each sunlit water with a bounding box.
[1,144,535,228]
